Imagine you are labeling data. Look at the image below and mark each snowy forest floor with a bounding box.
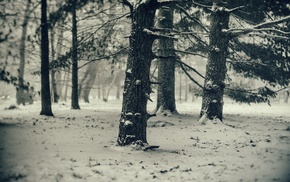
[0,99,290,182]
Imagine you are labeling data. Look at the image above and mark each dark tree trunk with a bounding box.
[155,6,177,115]
[200,7,230,121]
[117,1,157,146]
[17,0,31,105]
[40,0,53,116]
[71,0,80,109]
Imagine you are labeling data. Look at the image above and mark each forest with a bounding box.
[0,0,290,181]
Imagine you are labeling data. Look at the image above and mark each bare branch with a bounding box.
[175,4,209,32]
[175,49,207,58]
[78,47,128,69]
[180,63,204,89]
[122,0,133,13]
[175,59,205,79]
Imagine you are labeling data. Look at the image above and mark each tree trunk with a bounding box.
[71,0,80,109]
[117,1,157,146]
[17,0,31,105]
[40,0,53,116]
[155,6,177,115]
[200,7,230,121]
[64,70,70,102]
[285,88,289,103]
[82,62,97,103]
[50,29,60,103]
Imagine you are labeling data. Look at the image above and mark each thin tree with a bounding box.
[71,0,80,109]
[40,0,53,116]
[16,0,31,105]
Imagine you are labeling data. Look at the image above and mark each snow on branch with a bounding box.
[224,15,290,38]
[143,28,177,40]
[254,15,290,29]
[225,6,245,13]
[248,32,289,40]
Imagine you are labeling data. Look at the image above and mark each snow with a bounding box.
[0,98,290,181]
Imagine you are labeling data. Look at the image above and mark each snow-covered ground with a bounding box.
[0,98,289,182]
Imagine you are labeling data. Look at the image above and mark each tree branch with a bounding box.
[122,0,133,13]
[175,59,205,79]
[175,4,209,32]
[78,46,128,69]
[225,6,245,13]
[175,49,207,58]
[180,63,204,89]
[143,28,178,40]
[224,15,290,37]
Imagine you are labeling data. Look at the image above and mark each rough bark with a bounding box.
[40,0,53,116]
[200,7,230,121]
[155,6,177,115]
[71,0,80,109]
[16,0,31,105]
[117,1,157,146]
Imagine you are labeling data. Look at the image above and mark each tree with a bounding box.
[197,2,290,121]
[78,61,97,103]
[40,0,53,116]
[199,3,230,121]
[16,0,31,105]
[155,6,177,115]
[117,0,159,146]
[71,0,80,109]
